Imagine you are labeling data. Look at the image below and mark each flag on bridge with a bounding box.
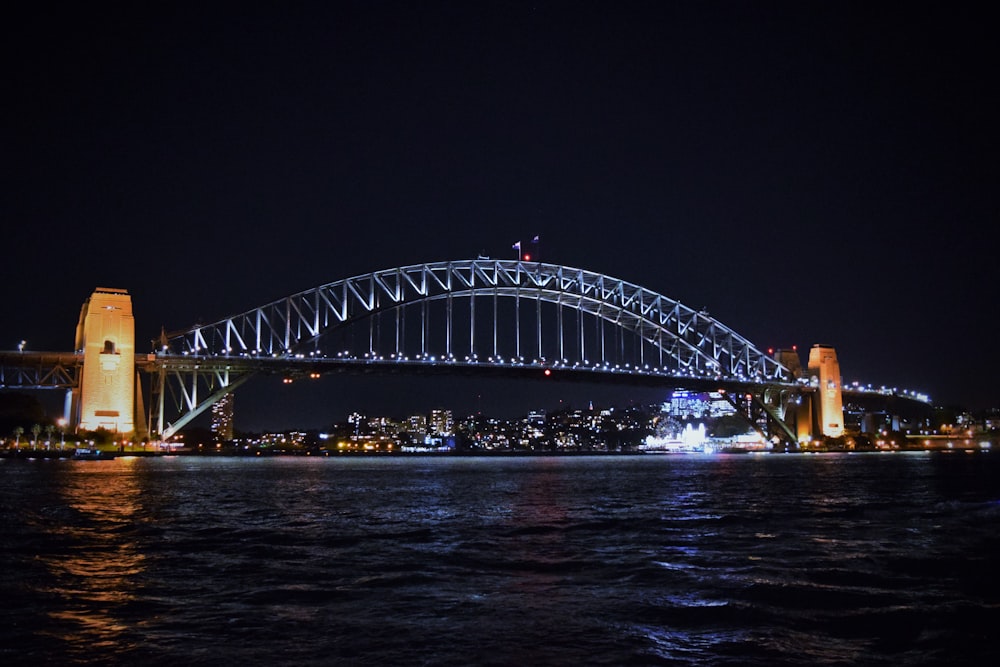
[529,235,540,261]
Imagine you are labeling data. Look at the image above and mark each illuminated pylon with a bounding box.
[73,288,136,434]
[808,344,844,438]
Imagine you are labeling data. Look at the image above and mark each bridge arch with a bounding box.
[164,259,791,383]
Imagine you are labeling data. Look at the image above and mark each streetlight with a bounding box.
[18,340,26,353]
[57,418,66,449]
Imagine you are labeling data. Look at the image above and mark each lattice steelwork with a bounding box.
[0,352,81,389]
[152,260,795,438]
[167,260,789,378]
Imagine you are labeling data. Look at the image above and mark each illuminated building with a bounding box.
[808,344,845,438]
[429,409,454,436]
[73,288,137,434]
[347,411,365,435]
[408,414,427,434]
[667,390,735,418]
[211,393,235,441]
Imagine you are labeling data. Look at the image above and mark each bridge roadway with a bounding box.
[1,348,801,391]
[1,347,924,407]
[148,351,799,394]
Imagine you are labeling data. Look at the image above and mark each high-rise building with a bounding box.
[348,412,366,435]
[211,393,235,442]
[408,414,427,434]
[429,409,454,436]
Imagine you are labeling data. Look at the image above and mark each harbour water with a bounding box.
[1,452,997,665]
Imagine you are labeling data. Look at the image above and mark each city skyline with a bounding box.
[3,3,996,426]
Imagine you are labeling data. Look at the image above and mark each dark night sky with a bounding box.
[3,2,996,430]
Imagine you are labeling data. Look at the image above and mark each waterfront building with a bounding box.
[666,390,736,419]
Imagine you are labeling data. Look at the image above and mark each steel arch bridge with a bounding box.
[149,259,803,440]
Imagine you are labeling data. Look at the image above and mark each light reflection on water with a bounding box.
[0,452,997,666]
[35,458,148,654]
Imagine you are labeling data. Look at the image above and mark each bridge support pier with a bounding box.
[73,288,139,436]
[807,345,845,438]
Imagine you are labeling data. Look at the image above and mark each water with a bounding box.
[2,452,998,666]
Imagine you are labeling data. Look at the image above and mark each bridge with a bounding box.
[1,259,866,446]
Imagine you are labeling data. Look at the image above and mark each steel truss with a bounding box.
[153,260,801,441]
[0,352,82,389]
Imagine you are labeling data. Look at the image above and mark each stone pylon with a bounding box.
[72,288,136,435]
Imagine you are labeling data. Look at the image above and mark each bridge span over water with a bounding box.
[2,259,862,445]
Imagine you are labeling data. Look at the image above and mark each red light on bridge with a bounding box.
[522,253,531,261]
[543,368,551,377]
